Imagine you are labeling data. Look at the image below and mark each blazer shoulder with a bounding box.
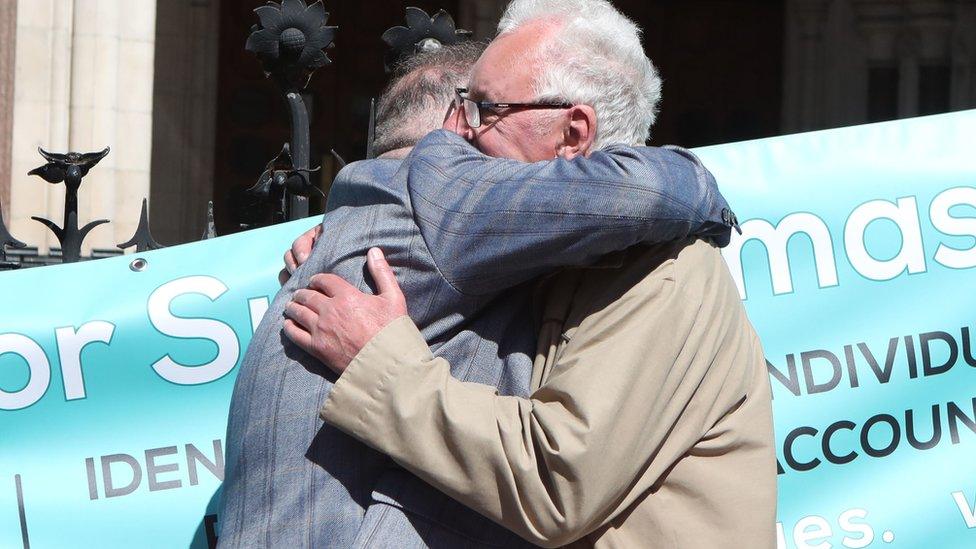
[337,159,403,187]
[326,159,407,210]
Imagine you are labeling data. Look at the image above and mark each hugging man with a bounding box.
[221,1,775,547]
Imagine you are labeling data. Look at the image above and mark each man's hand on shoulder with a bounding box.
[283,248,408,374]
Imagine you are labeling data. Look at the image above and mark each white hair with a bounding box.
[497,0,662,148]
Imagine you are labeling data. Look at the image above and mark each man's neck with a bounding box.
[378,146,413,160]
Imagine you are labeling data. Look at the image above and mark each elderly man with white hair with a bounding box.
[283,0,777,547]
[223,4,749,549]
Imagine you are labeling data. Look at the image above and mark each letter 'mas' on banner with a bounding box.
[695,110,976,548]
[1,111,974,548]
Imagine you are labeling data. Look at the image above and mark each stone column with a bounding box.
[951,0,976,110]
[896,29,921,119]
[9,0,73,253]
[149,0,220,245]
[823,0,868,128]
[0,0,15,221]
[9,0,156,254]
[73,0,157,252]
[783,0,829,133]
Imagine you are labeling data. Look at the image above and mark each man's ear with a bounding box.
[558,105,597,160]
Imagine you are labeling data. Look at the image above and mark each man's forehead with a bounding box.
[467,70,499,100]
[468,45,513,99]
[469,28,547,100]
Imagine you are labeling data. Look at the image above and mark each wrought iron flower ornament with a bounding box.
[247,144,323,200]
[382,8,472,71]
[29,147,110,189]
[246,0,337,90]
[28,146,111,263]
[248,144,294,199]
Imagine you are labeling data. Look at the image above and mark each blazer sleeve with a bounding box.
[405,130,731,296]
[320,270,716,547]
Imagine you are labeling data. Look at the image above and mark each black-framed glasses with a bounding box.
[454,88,573,129]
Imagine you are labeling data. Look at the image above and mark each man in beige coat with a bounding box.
[283,0,777,546]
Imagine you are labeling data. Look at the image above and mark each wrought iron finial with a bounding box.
[382,7,472,72]
[29,147,111,188]
[366,97,377,159]
[28,146,111,263]
[201,201,218,240]
[118,198,164,252]
[1,200,26,270]
[246,0,337,91]
[330,149,347,170]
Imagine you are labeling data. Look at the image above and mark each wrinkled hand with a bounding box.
[283,248,408,374]
[279,224,323,285]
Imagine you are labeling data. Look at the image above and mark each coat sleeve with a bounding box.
[320,268,716,547]
[405,130,731,296]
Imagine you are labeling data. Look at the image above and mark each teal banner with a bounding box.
[2,111,975,548]
[0,218,320,548]
[697,110,976,548]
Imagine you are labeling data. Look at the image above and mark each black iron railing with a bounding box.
[0,2,469,271]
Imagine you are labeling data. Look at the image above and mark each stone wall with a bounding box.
[8,0,157,254]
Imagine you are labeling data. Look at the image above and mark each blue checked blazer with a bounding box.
[218,130,734,548]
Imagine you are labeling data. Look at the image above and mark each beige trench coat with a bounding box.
[322,238,777,548]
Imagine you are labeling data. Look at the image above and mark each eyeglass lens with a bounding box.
[462,98,481,128]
